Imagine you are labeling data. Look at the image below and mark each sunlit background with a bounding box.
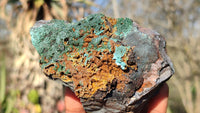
[0,0,200,113]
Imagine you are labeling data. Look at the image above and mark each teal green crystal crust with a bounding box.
[113,46,130,69]
[30,14,133,71]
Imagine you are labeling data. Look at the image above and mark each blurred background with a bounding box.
[0,0,200,113]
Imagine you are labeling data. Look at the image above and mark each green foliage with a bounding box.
[0,54,6,106]
[1,90,19,113]
[191,85,196,101]
[28,89,39,104]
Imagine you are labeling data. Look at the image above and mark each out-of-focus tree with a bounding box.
[167,37,200,113]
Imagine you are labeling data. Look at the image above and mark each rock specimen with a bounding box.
[30,14,174,113]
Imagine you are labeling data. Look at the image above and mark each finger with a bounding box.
[64,87,86,113]
[147,83,169,113]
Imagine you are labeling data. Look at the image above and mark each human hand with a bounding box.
[147,83,169,113]
[64,83,169,113]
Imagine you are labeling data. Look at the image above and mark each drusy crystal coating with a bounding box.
[30,14,174,112]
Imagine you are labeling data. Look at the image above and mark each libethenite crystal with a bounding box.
[30,14,174,113]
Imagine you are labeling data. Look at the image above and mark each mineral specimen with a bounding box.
[30,14,174,113]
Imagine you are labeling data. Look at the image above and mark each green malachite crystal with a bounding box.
[30,14,133,71]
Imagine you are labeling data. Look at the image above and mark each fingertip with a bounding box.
[64,87,85,113]
[161,83,169,96]
[147,83,169,113]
